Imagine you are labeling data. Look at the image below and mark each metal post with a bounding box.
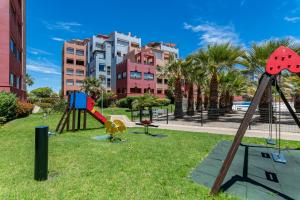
[167,108,169,124]
[72,91,76,132]
[140,109,142,122]
[101,91,104,114]
[201,107,203,127]
[34,126,48,181]
[131,108,133,122]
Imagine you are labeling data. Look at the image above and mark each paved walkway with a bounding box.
[154,123,300,141]
[110,115,300,141]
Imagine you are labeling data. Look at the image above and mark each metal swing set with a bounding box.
[211,46,300,195]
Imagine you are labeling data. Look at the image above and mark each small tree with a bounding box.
[81,77,104,100]
[31,87,53,98]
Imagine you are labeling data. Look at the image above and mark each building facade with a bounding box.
[87,35,112,92]
[61,39,88,97]
[0,0,26,100]
[144,42,179,97]
[116,49,157,98]
[109,32,141,92]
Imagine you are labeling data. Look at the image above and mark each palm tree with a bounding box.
[25,73,34,87]
[183,56,195,115]
[283,75,300,112]
[242,38,296,121]
[194,49,209,112]
[160,54,186,118]
[81,77,104,100]
[206,43,244,119]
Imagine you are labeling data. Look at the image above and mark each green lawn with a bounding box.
[0,113,300,199]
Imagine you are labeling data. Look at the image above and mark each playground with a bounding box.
[2,47,300,200]
[1,113,300,200]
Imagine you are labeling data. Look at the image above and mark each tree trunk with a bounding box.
[229,95,234,112]
[225,90,231,113]
[219,91,226,115]
[196,84,202,112]
[187,83,195,116]
[208,72,219,119]
[204,94,209,111]
[294,92,300,113]
[174,77,183,118]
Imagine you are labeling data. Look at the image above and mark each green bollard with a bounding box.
[34,126,48,181]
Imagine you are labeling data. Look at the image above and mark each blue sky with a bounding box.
[27,0,300,93]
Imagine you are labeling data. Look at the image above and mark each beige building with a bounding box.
[61,39,88,97]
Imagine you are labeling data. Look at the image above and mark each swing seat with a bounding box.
[266,138,276,145]
[271,152,287,164]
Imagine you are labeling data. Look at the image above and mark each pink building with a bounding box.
[116,49,157,98]
[0,0,26,100]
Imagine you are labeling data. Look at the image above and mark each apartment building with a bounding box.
[144,42,179,97]
[61,39,88,97]
[116,48,156,98]
[87,35,112,92]
[109,32,141,91]
[0,0,26,100]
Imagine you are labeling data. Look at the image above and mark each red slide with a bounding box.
[86,97,107,124]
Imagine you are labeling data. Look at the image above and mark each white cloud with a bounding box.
[43,21,82,32]
[284,16,300,23]
[51,37,65,42]
[27,47,52,55]
[183,22,240,45]
[26,58,60,75]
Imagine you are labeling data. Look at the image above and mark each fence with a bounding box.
[130,108,170,124]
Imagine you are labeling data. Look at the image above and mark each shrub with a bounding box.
[116,96,139,108]
[0,92,17,121]
[96,92,117,108]
[156,98,171,106]
[0,117,7,125]
[53,99,67,112]
[16,101,34,118]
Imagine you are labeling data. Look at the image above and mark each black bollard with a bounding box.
[34,126,48,181]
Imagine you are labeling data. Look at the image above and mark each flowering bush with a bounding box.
[16,101,34,118]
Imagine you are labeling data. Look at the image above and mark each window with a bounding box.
[66,68,74,75]
[96,42,104,49]
[107,66,111,75]
[99,64,105,71]
[144,72,154,80]
[66,79,74,86]
[117,73,122,80]
[10,73,14,86]
[164,79,168,84]
[157,78,163,84]
[130,71,141,79]
[76,70,84,76]
[153,51,162,60]
[16,77,20,89]
[76,60,84,66]
[76,80,83,86]
[117,88,121,94]
[107,78,111,87]
[144,88,154,94]
[117,39,129,47]
[157,90,162,94]
[66,58,74,64]
[76,49,84,56]
[10,38,14,53]
[122,72,127,78]
[66,47,74,54]
[99,52,105,59]
[130,87,141,93]
[16,49,21,62]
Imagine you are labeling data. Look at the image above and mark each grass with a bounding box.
[0,112,300,199]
